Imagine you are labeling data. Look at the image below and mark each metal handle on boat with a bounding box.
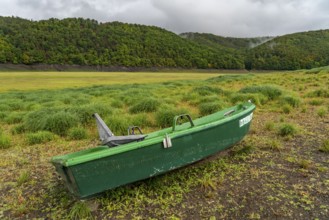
[172,114,194,132]
[127,126,143,135]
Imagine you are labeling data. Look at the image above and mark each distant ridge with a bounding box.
[0,16,329,70]
[180,32,274,50]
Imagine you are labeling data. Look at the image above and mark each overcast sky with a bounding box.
[0,0,328,37]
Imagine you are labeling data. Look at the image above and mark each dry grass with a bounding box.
[0,71,217,92]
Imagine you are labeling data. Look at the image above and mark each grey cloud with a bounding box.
[1,0,329,37]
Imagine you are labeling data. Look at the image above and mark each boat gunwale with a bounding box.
[52,103,255,167]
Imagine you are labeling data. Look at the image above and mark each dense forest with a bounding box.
[180,32,273,50]
[246,30,329,70]
[0,16,329,70]
[0,16,244,69]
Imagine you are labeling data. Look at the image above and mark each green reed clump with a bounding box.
[111,100,124,108]
[278,123,298,137]
[319,140,329,153]
[11,124,26,135]
[265,121,275,131]
[17,170,30,186]
[68,127,88,140]
[121,89,149,105]
[317,107,327,118]
[46,111,78,136]
[26,131,55,145]
[308,99,324,106]
[24,109,52,132]
[306,89,329,98]
[282,104,292,114]
[68,201,93,220]
[68,103,111,125]
[0,133,11,149]
[105,115,131,135]
[60,95,72,104]
[0,112,7,122]
[155,107,188,128]
[4,112,25,124]
[0,104,10,111]
[239,85,282,100]
[181,93,202,106]
[6,100,25,111]
[199,102,224,116]
[280,95,301,108]
[60,93,92,105]
[194,86,223,96]
[25,109,78,136]
[131,113,153,127]
[230,93,267,106]
[129,98,160,114]
[199,95,219,104]
[207,74,253,83]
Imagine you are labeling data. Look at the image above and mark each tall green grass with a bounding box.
[239,85,282,100]
[199,102,224,116]
[24,109,78,136]
[129,98,160,113]
[26,131,55,145]
[155,107,188,128]
[194,86,223,96]
[0,133,11,149]
[280,95,301,108]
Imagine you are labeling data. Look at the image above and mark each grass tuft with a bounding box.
[298,159,312,169]
[105,115,131,135]
[306,89,329,98]
[68,201,93,220]
[26,131,55,145]
[281,95,301,108]
[68,127,88,140]
[198,174,216,191]
[317,107,327,118]
[155,107,188,128]
[232,143,254,156]
[0,134,11,149]
[68,104,112,125]
[308,99,323,106]
[199,102,223,116]
[25,109,78,136]
[319,140,329,153]
[129,98,160,113]
[239,85,282,100]
[4,112,25,124]
[282,104,292,114]
[17,171,30,186]
[46,111,78,136]
[265,121,275,131]
[131,113,153,127]
[194,86,223,96]
[278,123,298,137]
[230,93,268,106]
[267,139,283,152]
[11,124,26,135]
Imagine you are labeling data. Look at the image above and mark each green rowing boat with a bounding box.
[51,101,255,198]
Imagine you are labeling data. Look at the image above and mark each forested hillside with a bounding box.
[246,30,329,70]
[180,32,273,50]
[0,16,244,69]
[0,16,329,70]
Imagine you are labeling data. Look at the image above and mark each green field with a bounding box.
[0,71,328,219]
[0,72,218,92]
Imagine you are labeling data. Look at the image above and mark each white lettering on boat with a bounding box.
[239,113,253,127]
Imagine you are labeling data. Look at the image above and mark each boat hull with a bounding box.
[52,103,255,198]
